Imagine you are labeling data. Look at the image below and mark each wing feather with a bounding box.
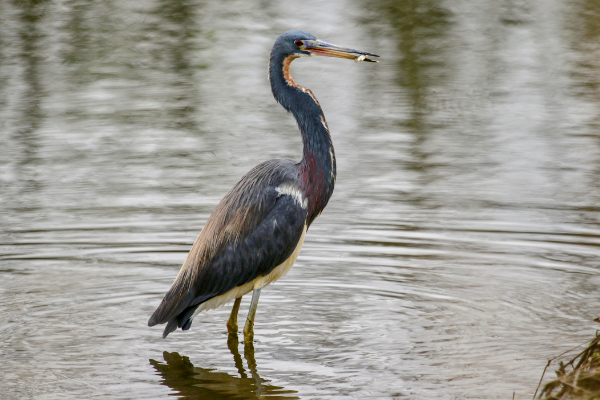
[148,159,307,336]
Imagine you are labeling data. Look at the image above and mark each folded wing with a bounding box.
[148,159,308,338]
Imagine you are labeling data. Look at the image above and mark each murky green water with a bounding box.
[2,0,600,399]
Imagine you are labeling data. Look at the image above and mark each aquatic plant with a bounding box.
[536,331,600,400]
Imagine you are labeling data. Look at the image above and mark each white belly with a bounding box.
[192,224,307,317]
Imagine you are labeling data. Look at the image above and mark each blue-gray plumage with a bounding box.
[148,30,378,341]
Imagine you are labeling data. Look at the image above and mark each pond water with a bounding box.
[2,0,600,399]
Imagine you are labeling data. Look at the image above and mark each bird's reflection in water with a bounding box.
[150,335,299,399]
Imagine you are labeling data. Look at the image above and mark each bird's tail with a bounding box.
[148,267,198,338]
[150,303,199,339]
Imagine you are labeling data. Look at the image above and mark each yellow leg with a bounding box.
[227,297,242,335]
[243,288,261,342]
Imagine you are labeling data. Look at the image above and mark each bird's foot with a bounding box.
[226,320,238,335]
[227,297,242,334]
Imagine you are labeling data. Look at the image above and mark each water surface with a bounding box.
[2,0,600,399]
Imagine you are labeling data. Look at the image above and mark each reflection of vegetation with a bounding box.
[536,332,600,400]
[569,0,600,95]
[146,0,205,132]
[61,0,206,131]
[8,0,49,194]
[567,0,600,180]
[12,0,48,132]
[366,0,453,130]
[150,335,299,399]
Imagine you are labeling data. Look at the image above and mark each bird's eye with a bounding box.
[294,40,304,48]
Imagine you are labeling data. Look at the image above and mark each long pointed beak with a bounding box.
[303,40,380,63]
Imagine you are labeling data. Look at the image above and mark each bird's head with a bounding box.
[272,30,379,63]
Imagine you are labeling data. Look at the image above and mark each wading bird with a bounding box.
[148,30,378,341]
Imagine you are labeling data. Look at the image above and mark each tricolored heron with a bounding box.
[148,30,378,341]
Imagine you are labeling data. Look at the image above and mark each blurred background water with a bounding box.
[1,0,600,399]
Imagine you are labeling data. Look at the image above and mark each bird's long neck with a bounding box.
[269,53,336,226]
